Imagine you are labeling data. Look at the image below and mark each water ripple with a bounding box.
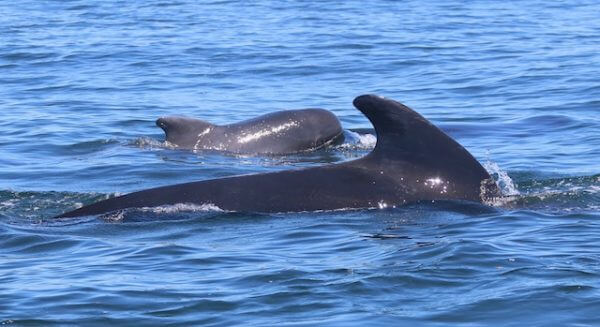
[2,0,600,325]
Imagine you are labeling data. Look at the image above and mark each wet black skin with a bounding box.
[156,108,344,154]
[57,95,500,218]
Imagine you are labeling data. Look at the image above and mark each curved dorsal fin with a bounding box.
[352,94,493,184]
[156,116,215,141]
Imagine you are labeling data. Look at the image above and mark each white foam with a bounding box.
[0,199,17,208]
[103,210,125,222]
[483,161,520,196]
[336,131,377,150]
[99,203,225,221]
[588,185,600,194]
[357,133,377,148]
[138,203,225,214]
[132,137,167,149]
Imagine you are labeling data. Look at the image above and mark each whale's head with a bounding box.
[156,116,214,148]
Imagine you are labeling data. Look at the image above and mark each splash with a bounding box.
[479,161,521,207]
[483,161,519,196]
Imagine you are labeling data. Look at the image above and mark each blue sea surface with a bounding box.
[1,0,600,325]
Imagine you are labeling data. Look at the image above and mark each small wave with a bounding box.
[0,190,115,221]
[491,174,600,212]
[64,139,120,155]
[130,137,174,150]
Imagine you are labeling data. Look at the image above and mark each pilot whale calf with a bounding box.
[156,108,343,154]
[56,94,500,218]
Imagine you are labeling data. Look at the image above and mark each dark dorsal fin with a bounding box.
[156,116,215,140]
[352,94,493,185]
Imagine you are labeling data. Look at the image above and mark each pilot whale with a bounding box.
[156,108,343,154]
[56,94,500,218]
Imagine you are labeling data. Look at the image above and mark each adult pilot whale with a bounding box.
[56,95,500,218]
[156,108,343,154]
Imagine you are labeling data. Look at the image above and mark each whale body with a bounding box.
[57,94,500,218]
[156,108,343,154]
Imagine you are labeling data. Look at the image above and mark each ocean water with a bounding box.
[1,0,600,325]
